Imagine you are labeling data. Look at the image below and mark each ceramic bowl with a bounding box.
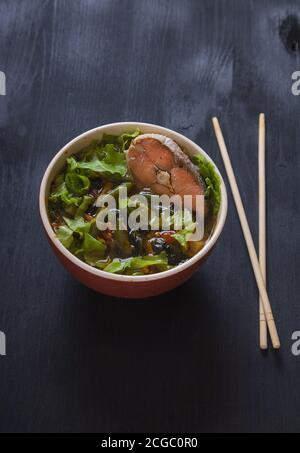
[39,122,228,298]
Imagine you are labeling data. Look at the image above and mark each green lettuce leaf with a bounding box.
[101,259,128,274]
[57,216,92,249]
[49,174,82,207]
[172,209,196,247]
[67,144,127,178]
[56,225,74,249]
[193,154,221,215]
[75,195,94,217]
[118,130,140,150]
[173,230,192,248]
[130,254,168,270]
[83,233,106,265]
[65,172,90,195]
[48,174,65,201]
[78,140,105,162]
[102,129,140,151]
[67,157,78,172]
[61,193,82,206]
[63,216,91,235]
[102,252,168,274]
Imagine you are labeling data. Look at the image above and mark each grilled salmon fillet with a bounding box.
[126,134,206,213]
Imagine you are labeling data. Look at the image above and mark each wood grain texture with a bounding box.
[1,0,300,433]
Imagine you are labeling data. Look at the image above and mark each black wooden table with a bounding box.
[1,0,300,433]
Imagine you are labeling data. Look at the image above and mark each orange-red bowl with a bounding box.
[39,122,228,298]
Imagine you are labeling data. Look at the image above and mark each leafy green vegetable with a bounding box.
[102,129,140,151]
[130,254,168,269]
[60,192,82,206]
[106,182,134,199]
[49,130,140,215]
[101,259,128,274]
[78,140,105,162]
[56,225,74,249]
[102,252,168,274]
[48,174,65,200]
[118,130,141,150]
[83,233,106,265]
[193,154,221,215]
[75,195,94,218]
[170,209,196,248]
[67,144,127,178]
[48,174,82,207]
[56,217,92,249]
[65,172,90,195]
[67,157,78,172]
[173,229,192,248]
[63,216,91,235]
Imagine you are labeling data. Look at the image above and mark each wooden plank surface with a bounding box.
[1,0,300,433]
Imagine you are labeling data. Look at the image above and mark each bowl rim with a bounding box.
[39,122,228,282]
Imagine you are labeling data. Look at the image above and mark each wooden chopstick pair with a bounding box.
[212,116,280,350]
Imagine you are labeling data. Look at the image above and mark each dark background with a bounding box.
[0,0,300,434]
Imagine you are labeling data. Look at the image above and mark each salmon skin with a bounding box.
[126,133,206,213]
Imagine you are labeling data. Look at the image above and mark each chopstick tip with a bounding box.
[260,343,268,351]
[259,113,265,125]
[212,117,220,132]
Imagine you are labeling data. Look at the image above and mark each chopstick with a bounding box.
[258,113,268,350]
[212,117,280,350]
